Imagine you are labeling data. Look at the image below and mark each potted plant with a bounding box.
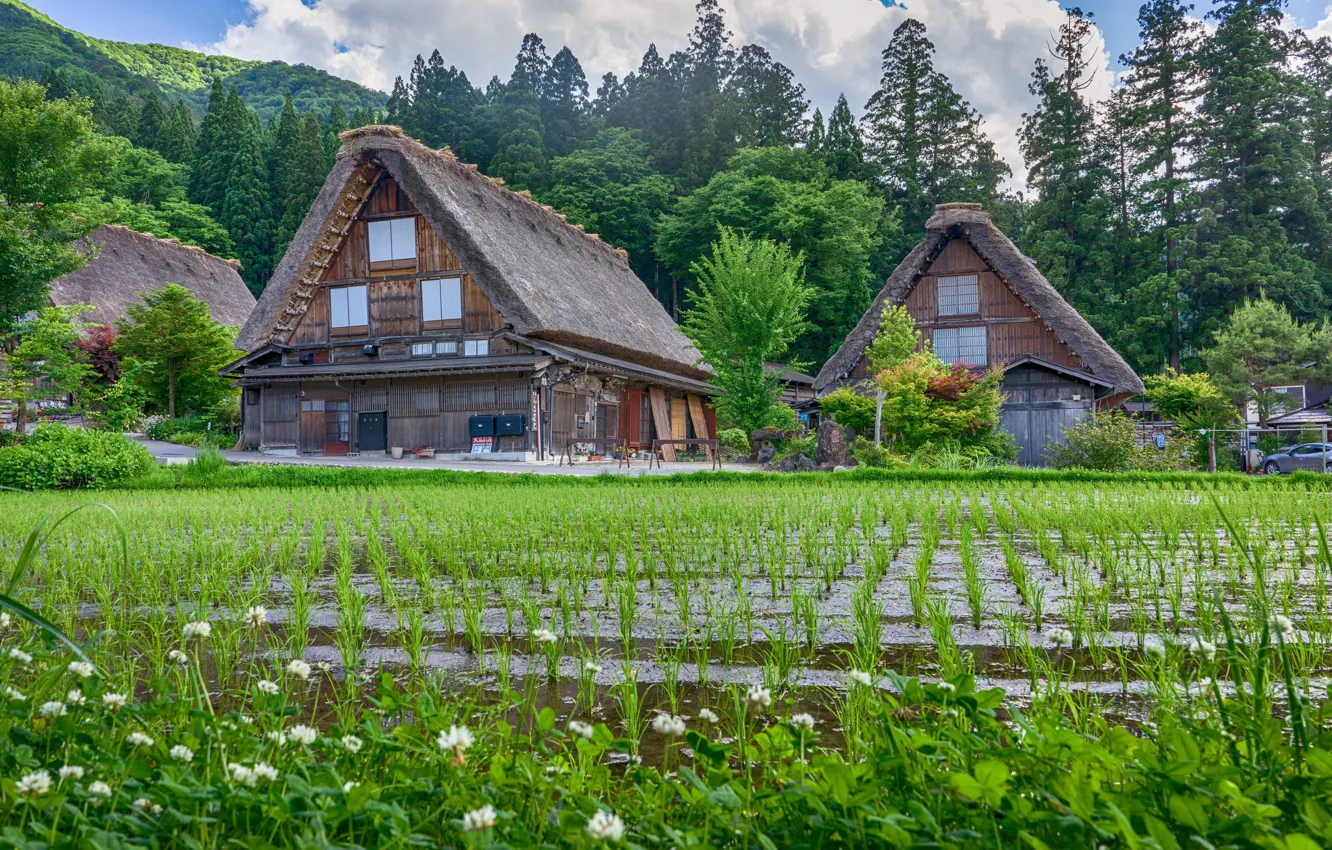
[413,444,436,459]
[390,446,404,459]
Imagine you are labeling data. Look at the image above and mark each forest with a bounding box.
[5,0,1331,375]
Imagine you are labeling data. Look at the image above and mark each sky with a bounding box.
[25,0,1332,184]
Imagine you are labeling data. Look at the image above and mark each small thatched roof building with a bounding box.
[815,203,1144,466]
[49,225,255,329]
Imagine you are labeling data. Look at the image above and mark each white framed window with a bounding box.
[411,343,434,356]
[421,277,463,325]
[367,217,417,264]
[933,326,987,366]
[329,285,368,330]
[436,341,458,355]
[464,339,490,357]
[937,274,979,316]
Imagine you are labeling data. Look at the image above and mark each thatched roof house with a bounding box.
[815,203,1144,466]
[49,225,254,329]
[228,126,715,460]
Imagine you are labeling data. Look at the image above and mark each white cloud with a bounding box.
[198,0,1116,188]
[1312,3,1332,39]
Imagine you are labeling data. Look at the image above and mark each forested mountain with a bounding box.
[0,0,384,118]
[4,0,1331,375]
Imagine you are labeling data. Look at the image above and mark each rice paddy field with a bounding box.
[4,472,1332,847]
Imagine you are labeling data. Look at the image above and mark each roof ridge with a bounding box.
[98,224,242,269]
[338,125,631,266]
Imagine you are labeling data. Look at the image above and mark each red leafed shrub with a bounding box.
[925,364,982,402]
[76,324,120,382]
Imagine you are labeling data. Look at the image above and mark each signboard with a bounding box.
[471,436,493,454]
[531,390,542,457]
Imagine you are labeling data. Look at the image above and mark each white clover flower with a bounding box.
[436,724,474,756]
[8,648,32,665]
[532,628,558,644]
[39,701,66,719]
[287,724,317,746]
[88,780,112,797]
[0,612,10,630]
[127,731,155,747]
[698,708,720,724]
[167,649,189,665]
[285,659,312,680]
[1143,640,1166,660]
[937,681,957,694]
[586,809,626,842]
[790,713,816,731]
[343,781,360,793]
[568,720,595,740]
[341,735,364,754]
[244,606,268,630]
[253,762,279,782]
[182,621,212,641]
[170,745,194,763]
[651,713,686,737]
[227,763,257,787]
[847,670,874,688]
[1188,638,1217,661]
[266,730,287,745]
[18,770,51,797]
[583,660,603,675]
[463,804,499,831]
[58,765,84,781]
[1045,628,1074,648]
[256,679,280,695]
[67,661,96,679]
[131,797,162,815]
[1270,614,1295,637]
[102,692,128,711]
[66,689,86,707]
[746,685,772,709]
[5,686,26,701]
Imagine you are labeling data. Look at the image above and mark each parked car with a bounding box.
[1261,443,1332,474]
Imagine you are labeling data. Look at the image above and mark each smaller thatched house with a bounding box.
[225,126,715,460]
[814,203,1144,466]
[48,225,255,329]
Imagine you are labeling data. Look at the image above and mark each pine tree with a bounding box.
[487,68,546,190]
[157,100,196,164]
[541,46,591,157]
[135,90,166,151]
[324,103,347,161]
[269,93,301,231]
[188,78,227,209]
[514,34,551,100]
[274,115,328,256]
[808,108,825,156]
[823,94,867,182]
[728,44,808,146]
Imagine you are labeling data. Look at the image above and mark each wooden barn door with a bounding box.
[299,399,325,454]
[1000,404,1089,467]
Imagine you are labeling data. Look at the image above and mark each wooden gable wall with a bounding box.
[287,172,506,347]
[851,238,1085,377]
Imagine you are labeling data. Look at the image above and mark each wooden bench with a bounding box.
[649,439,722,471]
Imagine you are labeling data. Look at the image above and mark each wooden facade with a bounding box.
[233,165,714,459]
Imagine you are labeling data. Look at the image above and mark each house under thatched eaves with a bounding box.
[48,225,255,329]
[225,126,716,460]
[814,203,1145,466]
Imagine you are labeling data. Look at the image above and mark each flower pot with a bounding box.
[416,448,436,459]
[390,447,404,459]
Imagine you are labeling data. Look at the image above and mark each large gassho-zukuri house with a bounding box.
[225,126,715,460]
[814,203,1144,466]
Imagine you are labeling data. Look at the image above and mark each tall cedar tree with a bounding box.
[157,100,196,164]
[487,67,547,191]
[134,90,166,151]
[541,46,592,158]
[274,115,329,256]
[217,90,274,293]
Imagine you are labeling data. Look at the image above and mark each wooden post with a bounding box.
[1208,430,1216,473]
[648,387,677,462]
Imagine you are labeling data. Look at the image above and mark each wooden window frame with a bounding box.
[367,217,418,272]
[933,326,988,367]
[463,338,490,357]
[936,274,980,317]
[329,284,369,338]
[421,276,464,331]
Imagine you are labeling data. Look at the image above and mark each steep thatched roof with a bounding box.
[239,126,707,379]
[49,225,254,330]
[814,203,1144,398]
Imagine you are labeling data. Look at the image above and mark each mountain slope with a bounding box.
[0,0,385,118]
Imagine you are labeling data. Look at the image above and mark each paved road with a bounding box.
[135,438,750,477]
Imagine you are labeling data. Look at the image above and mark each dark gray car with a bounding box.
[1262,443,1332,474]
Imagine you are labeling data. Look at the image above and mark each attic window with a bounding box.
[934,326,987,367]
[330,284,368,335]
[421,277,462,329]
[937,275,979,316]
[368,217,417,270]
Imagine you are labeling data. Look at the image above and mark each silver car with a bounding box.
[1262,443,1332,474]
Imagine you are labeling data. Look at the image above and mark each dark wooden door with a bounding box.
[358,411,387,452]
[1000,403,1090,467]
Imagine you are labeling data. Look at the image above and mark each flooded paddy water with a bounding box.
[8,475,1332,759]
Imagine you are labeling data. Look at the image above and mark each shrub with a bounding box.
[764,403,802,432]
[717,428,750,456]
[145,415,207,442]
[818,387,875,434]
[852,436,905,468]
[0,424,153,489]
[772,434,816,463]
[183,445,228,482]
[1045,413,1138,471]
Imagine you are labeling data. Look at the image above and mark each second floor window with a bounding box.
[934,326,987,367]
[330,285,368,332]
[368,217,417,267]
[937,274,979,316]
[421,277,463,327]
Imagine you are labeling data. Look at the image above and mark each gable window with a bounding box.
[937,274,980,316]
[421,277,463,328]
[329,285,368,335]
[367,217,417,269]
[464,339,490,357]
[933,326,987,367]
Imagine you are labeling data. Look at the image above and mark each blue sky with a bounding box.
[28,0,1332,73]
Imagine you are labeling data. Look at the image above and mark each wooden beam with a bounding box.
[686,394,710,440]
[648,387,676,462]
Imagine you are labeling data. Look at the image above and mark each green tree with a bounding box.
[541,45,592,157]
[114,283,238,419]
[274,114,329,256]
[134,89,167,151]
[157,100,197,164]
[657,146,889,363]
[875,352,1005,453]
[486,69,547,191]
[865,304,923,444]
[3,305,96,432]
[680,228,811,445]
[0,80,117,331]
[1203,296,1332,427]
